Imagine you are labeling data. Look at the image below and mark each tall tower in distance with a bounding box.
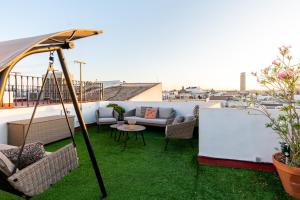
[240,72,246,92]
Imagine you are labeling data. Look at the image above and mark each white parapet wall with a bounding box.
[198,108,281,163]
[0,101,109,144]
[0,100,218,144]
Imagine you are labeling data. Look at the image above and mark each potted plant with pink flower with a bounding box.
[251,45,300,199]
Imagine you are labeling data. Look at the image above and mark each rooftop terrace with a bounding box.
[0,126,291,200]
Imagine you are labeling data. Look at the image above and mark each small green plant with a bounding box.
[107,103,125,120]
[250,45,300,167]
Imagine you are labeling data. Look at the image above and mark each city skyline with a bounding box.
[1,0,300,90]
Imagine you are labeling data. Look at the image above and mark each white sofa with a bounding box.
[124,107,176,127]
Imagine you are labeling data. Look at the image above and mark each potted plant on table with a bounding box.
[251,45,300,199]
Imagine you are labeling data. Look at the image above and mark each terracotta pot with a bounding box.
[273,152,300,199]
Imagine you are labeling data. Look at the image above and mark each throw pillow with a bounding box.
[0,152,15,176]
[141,107,151,117]
[144,108,158,119]
[99,107,113,118]
[158,107,174,119]
[172,116,184,125]
[0,142,46,170]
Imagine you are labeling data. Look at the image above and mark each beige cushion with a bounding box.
[158,107,174,119]
[184,115,195,122]
[99,107,113,118]
[125,116,167,125]
[172,116,184,125]
[0,144,17,151]
[98,118,117,123]
[0,151,15,176]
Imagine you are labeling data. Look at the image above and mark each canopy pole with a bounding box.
[56,48,107,199]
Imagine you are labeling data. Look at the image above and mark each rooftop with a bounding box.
[0,126,290,200]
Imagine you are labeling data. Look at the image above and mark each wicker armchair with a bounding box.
[164,119,196,150]
[95,109,119,130]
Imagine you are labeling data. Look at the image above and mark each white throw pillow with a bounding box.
[99,107,114,118]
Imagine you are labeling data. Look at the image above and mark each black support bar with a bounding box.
[57,48,107,198]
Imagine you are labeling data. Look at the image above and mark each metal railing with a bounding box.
[1,73,103,108]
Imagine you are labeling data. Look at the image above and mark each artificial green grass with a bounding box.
[0,126,292,200]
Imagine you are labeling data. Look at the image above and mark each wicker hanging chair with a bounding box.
[0,30,107,199]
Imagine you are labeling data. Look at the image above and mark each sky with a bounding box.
[1,0,300,90]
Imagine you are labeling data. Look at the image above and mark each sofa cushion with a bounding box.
[158,107,174,119]
[184,115,195,122]
[135,107,142,117]
[125,116,167,125]
[99,107,113,118]
[144,108,158,119]
[98,118,117,123]
[172,116,184,125]
[0,152,15,176]
[0,142,46,170]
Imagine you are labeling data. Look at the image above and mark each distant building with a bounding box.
[101,80,121,88]
[104,83,162,101]
[240,72,246,92]
[163,86,208,100]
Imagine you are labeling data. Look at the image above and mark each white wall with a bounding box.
[198,108,281,163]
[0,101,109,144]
[129,83,162,101]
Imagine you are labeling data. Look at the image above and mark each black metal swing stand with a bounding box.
[0,29,107,199]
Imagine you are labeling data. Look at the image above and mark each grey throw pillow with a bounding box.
[158,107,174,119]
[172,116,184,125]
[0,142,46,170]
[99,107,113,118]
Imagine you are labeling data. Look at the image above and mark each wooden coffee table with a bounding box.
[117,124,146,149]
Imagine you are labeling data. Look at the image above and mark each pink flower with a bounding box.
[256,77,260,82]
[277,70,287,80]
[286,70,294,78]
[277,70,294,80]
[272,60,279,66]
